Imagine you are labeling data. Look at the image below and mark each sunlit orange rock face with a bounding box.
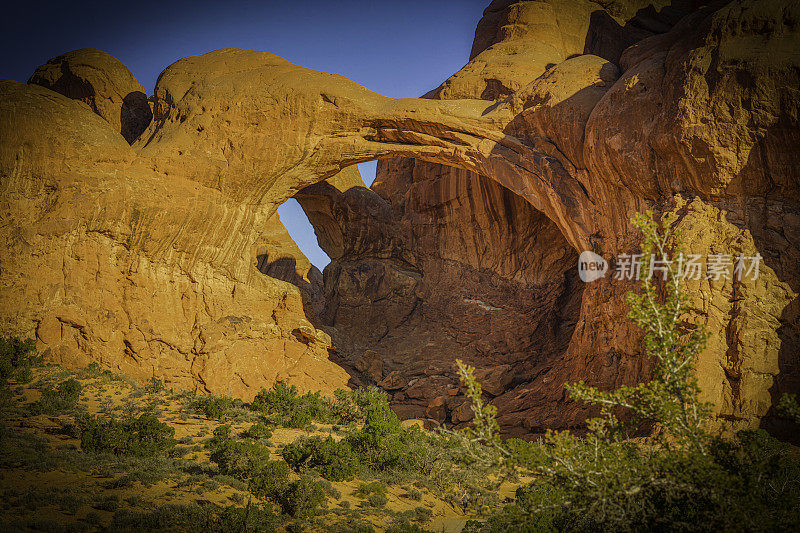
[1,1,798,438]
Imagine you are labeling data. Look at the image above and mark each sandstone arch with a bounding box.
[132,47,603,253]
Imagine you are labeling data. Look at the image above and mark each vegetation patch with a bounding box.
[79,413,176,457]
[282,435,358,481]
[30,378,82,415]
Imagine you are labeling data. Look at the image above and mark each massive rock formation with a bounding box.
[0,1,797,437]
[295,0,800,436]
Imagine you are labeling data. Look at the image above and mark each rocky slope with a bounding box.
[0,0,798,438]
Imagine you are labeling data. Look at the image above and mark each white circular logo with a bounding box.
[578,251,608,282]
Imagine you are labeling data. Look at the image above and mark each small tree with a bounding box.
[454,360,503,448]
[440,359,510,476]
[567,210,711,451]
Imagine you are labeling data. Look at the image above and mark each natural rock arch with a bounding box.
[134,48,604,253]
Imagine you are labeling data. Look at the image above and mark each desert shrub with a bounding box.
[778,393,800,424]
[93,494,120,512]
[207,424,289,498]
[317,478,341,499]
[110,503,205,530]
[354,481,391,507]
[503,438,547,469]
[281,435,358,481]
[31,378,82,414]
[251,381,298,414]
[344,401,425,472]
[331,388,360,424]
[191,394,245,420]
[353,481,387,498]
[331,386,392,424]
[251,381,331,427]
[110,502,278,532]
[249,459,291,499]
[366,492,388,508]
[414,506,433,522]
[216,503,280,532]
[275,477,326,517]
[242,421,272,440]
[76,362,105,379]
[144,376,165,393]
[0,336,37,386]
[207,425,271,477]
[405,487,423,501]
[80,413,176,457]
[479,433,800,532]
[250,382,397,428]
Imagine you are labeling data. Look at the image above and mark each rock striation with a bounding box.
[0,1,797,437]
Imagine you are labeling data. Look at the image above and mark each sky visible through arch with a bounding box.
[1,0,488,269]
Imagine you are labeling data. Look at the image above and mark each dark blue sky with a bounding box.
[1,0,489,269]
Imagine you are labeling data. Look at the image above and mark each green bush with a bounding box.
[405,487,423,501]
[144,376,165,394]
[80,414,176,457]
[110,502,278,532]
[318,478,341,499]
[77,361,107,379]
[344,401,424,472]
[478,431,800,532]
[249,460,290,499]
[366,492,388,508]
[331,386,392,424]
[249,383,397,428]
[207,425,271,478]
[281,435,358,481]
[414,506,433,522]
[275,478,326,518]
[31,378,81,414]
[503,437,548,469]
[331,388,360,424]
[93,494,120,512]
[242,422,272,440]
[191,394,244,420]
[353,481,387,498]
[206,424,289,498]
[216,503,280,532]
[0,336,37,386]
[251,381,331,428]
[778,393,800,424]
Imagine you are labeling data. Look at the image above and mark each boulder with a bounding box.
[29,48,152,143]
